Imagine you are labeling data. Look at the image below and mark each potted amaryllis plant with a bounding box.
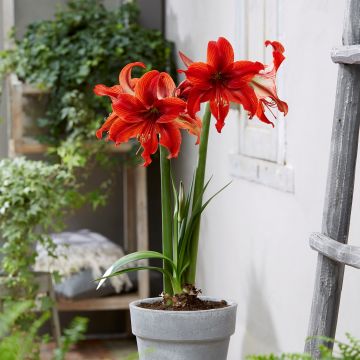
[95,37,288,360]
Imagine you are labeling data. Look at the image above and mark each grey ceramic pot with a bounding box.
[129,296,237,360]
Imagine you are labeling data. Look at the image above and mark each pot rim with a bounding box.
[130,296,237,314]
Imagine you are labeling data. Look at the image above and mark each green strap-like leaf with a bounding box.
[194,181,232,218]
[97,266,171,281]
[97,265,180,293]
[96,251,175,289]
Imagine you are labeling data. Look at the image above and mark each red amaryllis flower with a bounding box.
[95,62,145,138]
[180,37,287,132]
[250,41,288,127]
[95,69,201,166]
[180,37,264,132]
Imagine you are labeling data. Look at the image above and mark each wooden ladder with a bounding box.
[305,0,360,357]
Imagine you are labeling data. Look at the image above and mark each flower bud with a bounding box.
[177,181,185,221]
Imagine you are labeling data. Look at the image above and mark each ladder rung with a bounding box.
[309,232,360,269]
[331,45,360,64]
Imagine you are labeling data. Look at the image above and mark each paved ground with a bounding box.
[41,339,138,360]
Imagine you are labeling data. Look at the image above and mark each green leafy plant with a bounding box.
[0,301,49,360]
[0,0,173,220]
[0,157,95,343]
[53,317,89,360]
[0,157,87,292]
[0,301,88,360]
[0,0,174,148]
[246,333,360,360]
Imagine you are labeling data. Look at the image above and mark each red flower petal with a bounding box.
[134,70,160,106]
[226,61,264,88]
[250,40,288,123]
[185,62,212,89]
[209,90,230,133]
[157,72,176,99]
[217,37,235,69]
[155,97,187,118]
[186,88,212,118]
[265,40,285,71]
[176,79,193,100]
[207,37,234,71]
[159,123,182,159]
[179,51,194,68]
[108,119,143,145]
[119,62,146,94]
[174,113,202,144]
[112,94,146,121]
[93,84,124,100]
[140,131,159,166]
[256,102,274,127]
[227,84,259,118]
[96,112,119,139]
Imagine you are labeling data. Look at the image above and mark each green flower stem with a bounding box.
[159,145,173,294]
[172,278,183,295]
[186,102,212,284]
[173,211,179,269]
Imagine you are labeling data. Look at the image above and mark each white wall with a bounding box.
[166,0,360,358]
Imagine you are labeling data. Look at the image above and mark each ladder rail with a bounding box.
[305,0,360,357]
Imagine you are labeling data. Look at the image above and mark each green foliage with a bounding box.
[98,169,231,296]
[0,0,174,147]
[0,157,84,293]
[0,301,88,360]
[0,157,97,347]
[247,354,311,360]
[0,301,49,360]
[246,334,360,360]
[53,317,89,360]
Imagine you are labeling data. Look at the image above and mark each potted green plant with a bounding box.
[95,37,288,359]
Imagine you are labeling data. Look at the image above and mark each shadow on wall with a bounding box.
[241,265,280,357]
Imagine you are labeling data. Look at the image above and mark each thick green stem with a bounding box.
[160,145,173,294]
[186,103,211,284]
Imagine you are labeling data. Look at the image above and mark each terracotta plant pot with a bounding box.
[130,296,237,360]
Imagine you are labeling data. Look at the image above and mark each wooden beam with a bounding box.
[331,45,360,64]
[12,139,132,155]
[305,0,360,357]
[309,232,360,269]
[57,293,140,311]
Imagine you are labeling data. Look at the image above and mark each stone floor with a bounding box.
[40,339,138,360]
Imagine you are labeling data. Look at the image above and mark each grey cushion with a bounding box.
[55,269,136,300]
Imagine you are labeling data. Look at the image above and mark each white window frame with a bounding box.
[1,0,15,158]
[229,0,294,193]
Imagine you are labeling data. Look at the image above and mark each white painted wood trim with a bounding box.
[1,0,15,50]
[231,0,291,192]
[229,153,295,193]
[237,0,286,163]
[1,0,15,158]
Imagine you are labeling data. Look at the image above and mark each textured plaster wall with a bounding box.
[166,0,360,358]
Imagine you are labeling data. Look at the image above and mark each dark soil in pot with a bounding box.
[138,297,228,311]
